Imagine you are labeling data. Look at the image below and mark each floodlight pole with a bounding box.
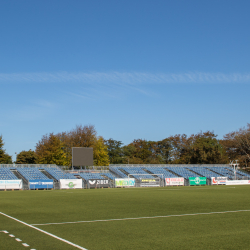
[230,160,239,180]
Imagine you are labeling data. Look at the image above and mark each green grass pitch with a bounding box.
[1,185,250,250]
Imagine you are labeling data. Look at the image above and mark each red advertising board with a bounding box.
[165,178,184,186]
[211,177,227,185]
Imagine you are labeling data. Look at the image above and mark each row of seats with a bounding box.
[185,166,222,178]
[1,165,250,182]
[143,166,177,179]
[109,167,128,178]
[109,165,250,180]
[121,166,155,179]
[0,166,116,182]
[206,166,248,180]
[76,173,106,180]
[43,167,77,180]
[17,167,49,180]
[165,166,200,179]
[0,168,18,180]
[102,172,116,180]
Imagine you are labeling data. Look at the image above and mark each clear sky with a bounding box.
[1,0,250,160]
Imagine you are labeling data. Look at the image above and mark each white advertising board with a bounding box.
[0,180,23,190]
[226,180,250,185]
[60,179,83,189]
[165,178,184,186]
[211,177,227,185]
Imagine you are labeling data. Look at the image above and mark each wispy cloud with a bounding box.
[66,91,97,101]
[0,71,250,84]
[4,99,58,122]
[33,99,56,108]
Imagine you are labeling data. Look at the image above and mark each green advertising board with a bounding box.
[189,177,207,185]
[115,178,135,187]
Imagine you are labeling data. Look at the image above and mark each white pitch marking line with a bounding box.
[158,187,236,190]
[31,209,250,226]
[158,189,181,190]
[1,230,31,248]
[0,212,88,250]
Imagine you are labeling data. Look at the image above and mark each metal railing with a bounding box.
[0,164,57,168]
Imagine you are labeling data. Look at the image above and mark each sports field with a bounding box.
[1,186,250,250]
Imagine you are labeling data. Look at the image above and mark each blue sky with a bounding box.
[1,0,250,160]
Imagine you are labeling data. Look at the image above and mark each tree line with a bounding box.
[0,124,250,168]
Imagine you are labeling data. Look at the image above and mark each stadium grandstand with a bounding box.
[109,164,250,181]
[0,164,250,190]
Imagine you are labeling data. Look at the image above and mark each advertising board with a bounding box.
[226,180,250,185]
[60,179,83,189]
[165,178,184,186]
[189,177,206,186]
[140,178,160,187]
[211,177,227,185]
[88,179,109,188]
[115,178,135,187]
[0,180,23,190]
[29,179,54,189]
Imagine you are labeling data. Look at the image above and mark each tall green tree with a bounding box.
[221,124,250,167]
[122,139,163,164]
[123,139,150,164]
[94,137,110,166]
[0,135,12,164]
[121,139,172,164]
[35,133,68,165]
[167,134,190,163]
[16,150,37,164]
[122,144,137,164]
[188,132,228,164]
[168,131,228,164]
[104,139,124,164]
[151,139,172,164]
[57,125,97,166]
